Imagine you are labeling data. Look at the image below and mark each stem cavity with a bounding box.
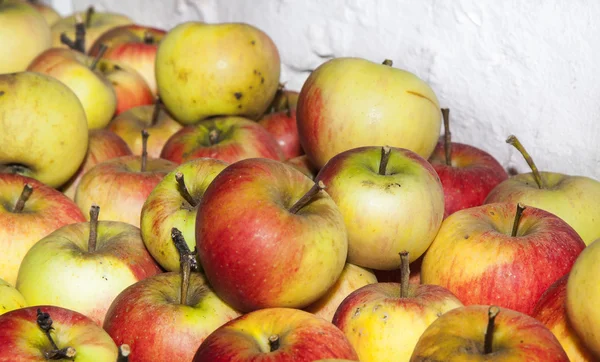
[175,172,197,207]
[143,31,154,44]
[289,181,325,214]
[506,135,544,189]
[484,306,500,354]
[88,204,100,252]
[117,344,131,362]
[441,108,452,166]
[511,203,526,237]
[13,184,33,213]
[399,251,410,298]
[141,130,149,172]
[36,308,77,360]
[208,129,220,145]
[379,146,392,175]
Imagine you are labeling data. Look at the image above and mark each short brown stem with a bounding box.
[88,205,100,252]
[175,172,197,207]
[441,108,452,166]
[379,146,392,175]
[399,251,410,298]
[89,44,107,71]
[60,13,86,53]
[150,97,161,127]
[268,335,280,352]
[289,181,325,214]
[511,203,526,237]
[85,6,94,28]
[180,251,191,306]
[143,31,154,44]
[506,135,544,189]
[382,59,393,66]
[13,184,33,213]
[208,129,220,145]
[141,130,149,172]
[484,306,500,354]
[117,344,131,362]
[37,308,76,360]
[171,227,200,272]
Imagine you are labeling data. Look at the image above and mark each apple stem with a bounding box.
[379,146,392,175]
[143,31,154,44]
[60,13,86,53]
[117,344,131,362]
[88,204,100,252]
[141,130,149,172]
[171,228,200,272]
[89,44,107,71]
[268,335,280,352]
[208,129,220,145]
[441,108,452,166]
[12,183,33,213]
[511,203,526,237]
[85,6,94,28]
[484,306,500,354]
[289,180,326,214]
[150,97,161,127]
[171,228,196,305]
[506,135,544,189]
[382,59,393,66]
[36,308,77,360]
[399,251,410,298]
[175,172,197,207]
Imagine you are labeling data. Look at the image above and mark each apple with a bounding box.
[0,305,118,361]
[160,116,285,164]
[333,251,464,361]
[104,228,242,361]
[532,274,595,362]
[410,305,569,361]
[140,157,228,272]
[0,277,26,315]
[0,174,86,286]
[421,202,586,315]
[566,237,600,359]
[0,0,51,73]
[258,107,303,160]
[89,24,167,95]
[268,84,299,112]
[304,263,377,322]
[196,158,348,312]
[373,254,423,285]
[16,205,162,326]
[297,57,441,169]
[315,145,445,270]
[192,308,359,361]
[61,129,133,200]
[27,47,118,130]
[109,99,183,159]
[102,60,155,116]
[75,131,177,228]
[485,135,600,245]
[156,21,281,124]
[21,0,60,26]
[284,154,319,180]
[0,71,88,188]
[428,108,508,218]
[51,6,132,53]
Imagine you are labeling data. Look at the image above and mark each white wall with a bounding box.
[54,0,600,179]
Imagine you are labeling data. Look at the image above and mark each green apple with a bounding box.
[0,0,51,73]
[0,71,88,188]
[156,21,281,124]
[297,57,441,169]
[0,277,26,315]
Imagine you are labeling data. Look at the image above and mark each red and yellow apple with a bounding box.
[258,108,302,160]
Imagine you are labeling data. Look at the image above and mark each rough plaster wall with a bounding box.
[58,0,600,179]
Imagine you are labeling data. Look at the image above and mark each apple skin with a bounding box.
[410,305,569,361]
[89,24,166,95]
[269,89,299,112]
[421,202,586,316]
[333,282,463,361]
[192,308,359,362]
[75,155,177,228]
[0,71,89,188]
[61,129,133,200]
[99,59,155,116]
[258,109,302,160]
[0,0,51,73]
[21,0,61,26]
[304,263,377,322]
[315,146,445,269]
[16,220,162,326]
[140,158,228,272]
[27,47,118,130]
[532,275,595,362]
[0,305,118,361]
[484,172,600,245]
[566,237,600,359]
[109,104,183,159]
[160,116,285,164]
[297,57,441,169]
[284,155,319,180]
[155,21,281,124]
[0,174,86,286]
[195,158,348,312]
[428,140,508,218]
[0,277,26,315]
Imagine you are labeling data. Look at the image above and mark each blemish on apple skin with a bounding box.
[464,235,469,239]
[353,307,361,317]
[0,91,4,96]
[251,40,256,45]
[234,92,243,100]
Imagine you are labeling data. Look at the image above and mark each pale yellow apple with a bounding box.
[0,72,88,188]
[20,0,61,26]
[0,277,26,315]
[156,21,281,124]
[0,0,51,73]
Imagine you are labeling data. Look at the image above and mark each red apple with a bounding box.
[428,109,508,218]
[258,108,302,160]
[0,174,85,286]
[161,116,285,164]
[99,58,155,115]
[196,158,348,312]
[284,155,319,180]
[193,308,359,361]
[421,202,586,315]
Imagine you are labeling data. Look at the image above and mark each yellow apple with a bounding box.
[20,0,61,26]
[0,277,26,315]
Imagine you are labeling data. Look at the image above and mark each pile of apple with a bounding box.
[1,1,600,361]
